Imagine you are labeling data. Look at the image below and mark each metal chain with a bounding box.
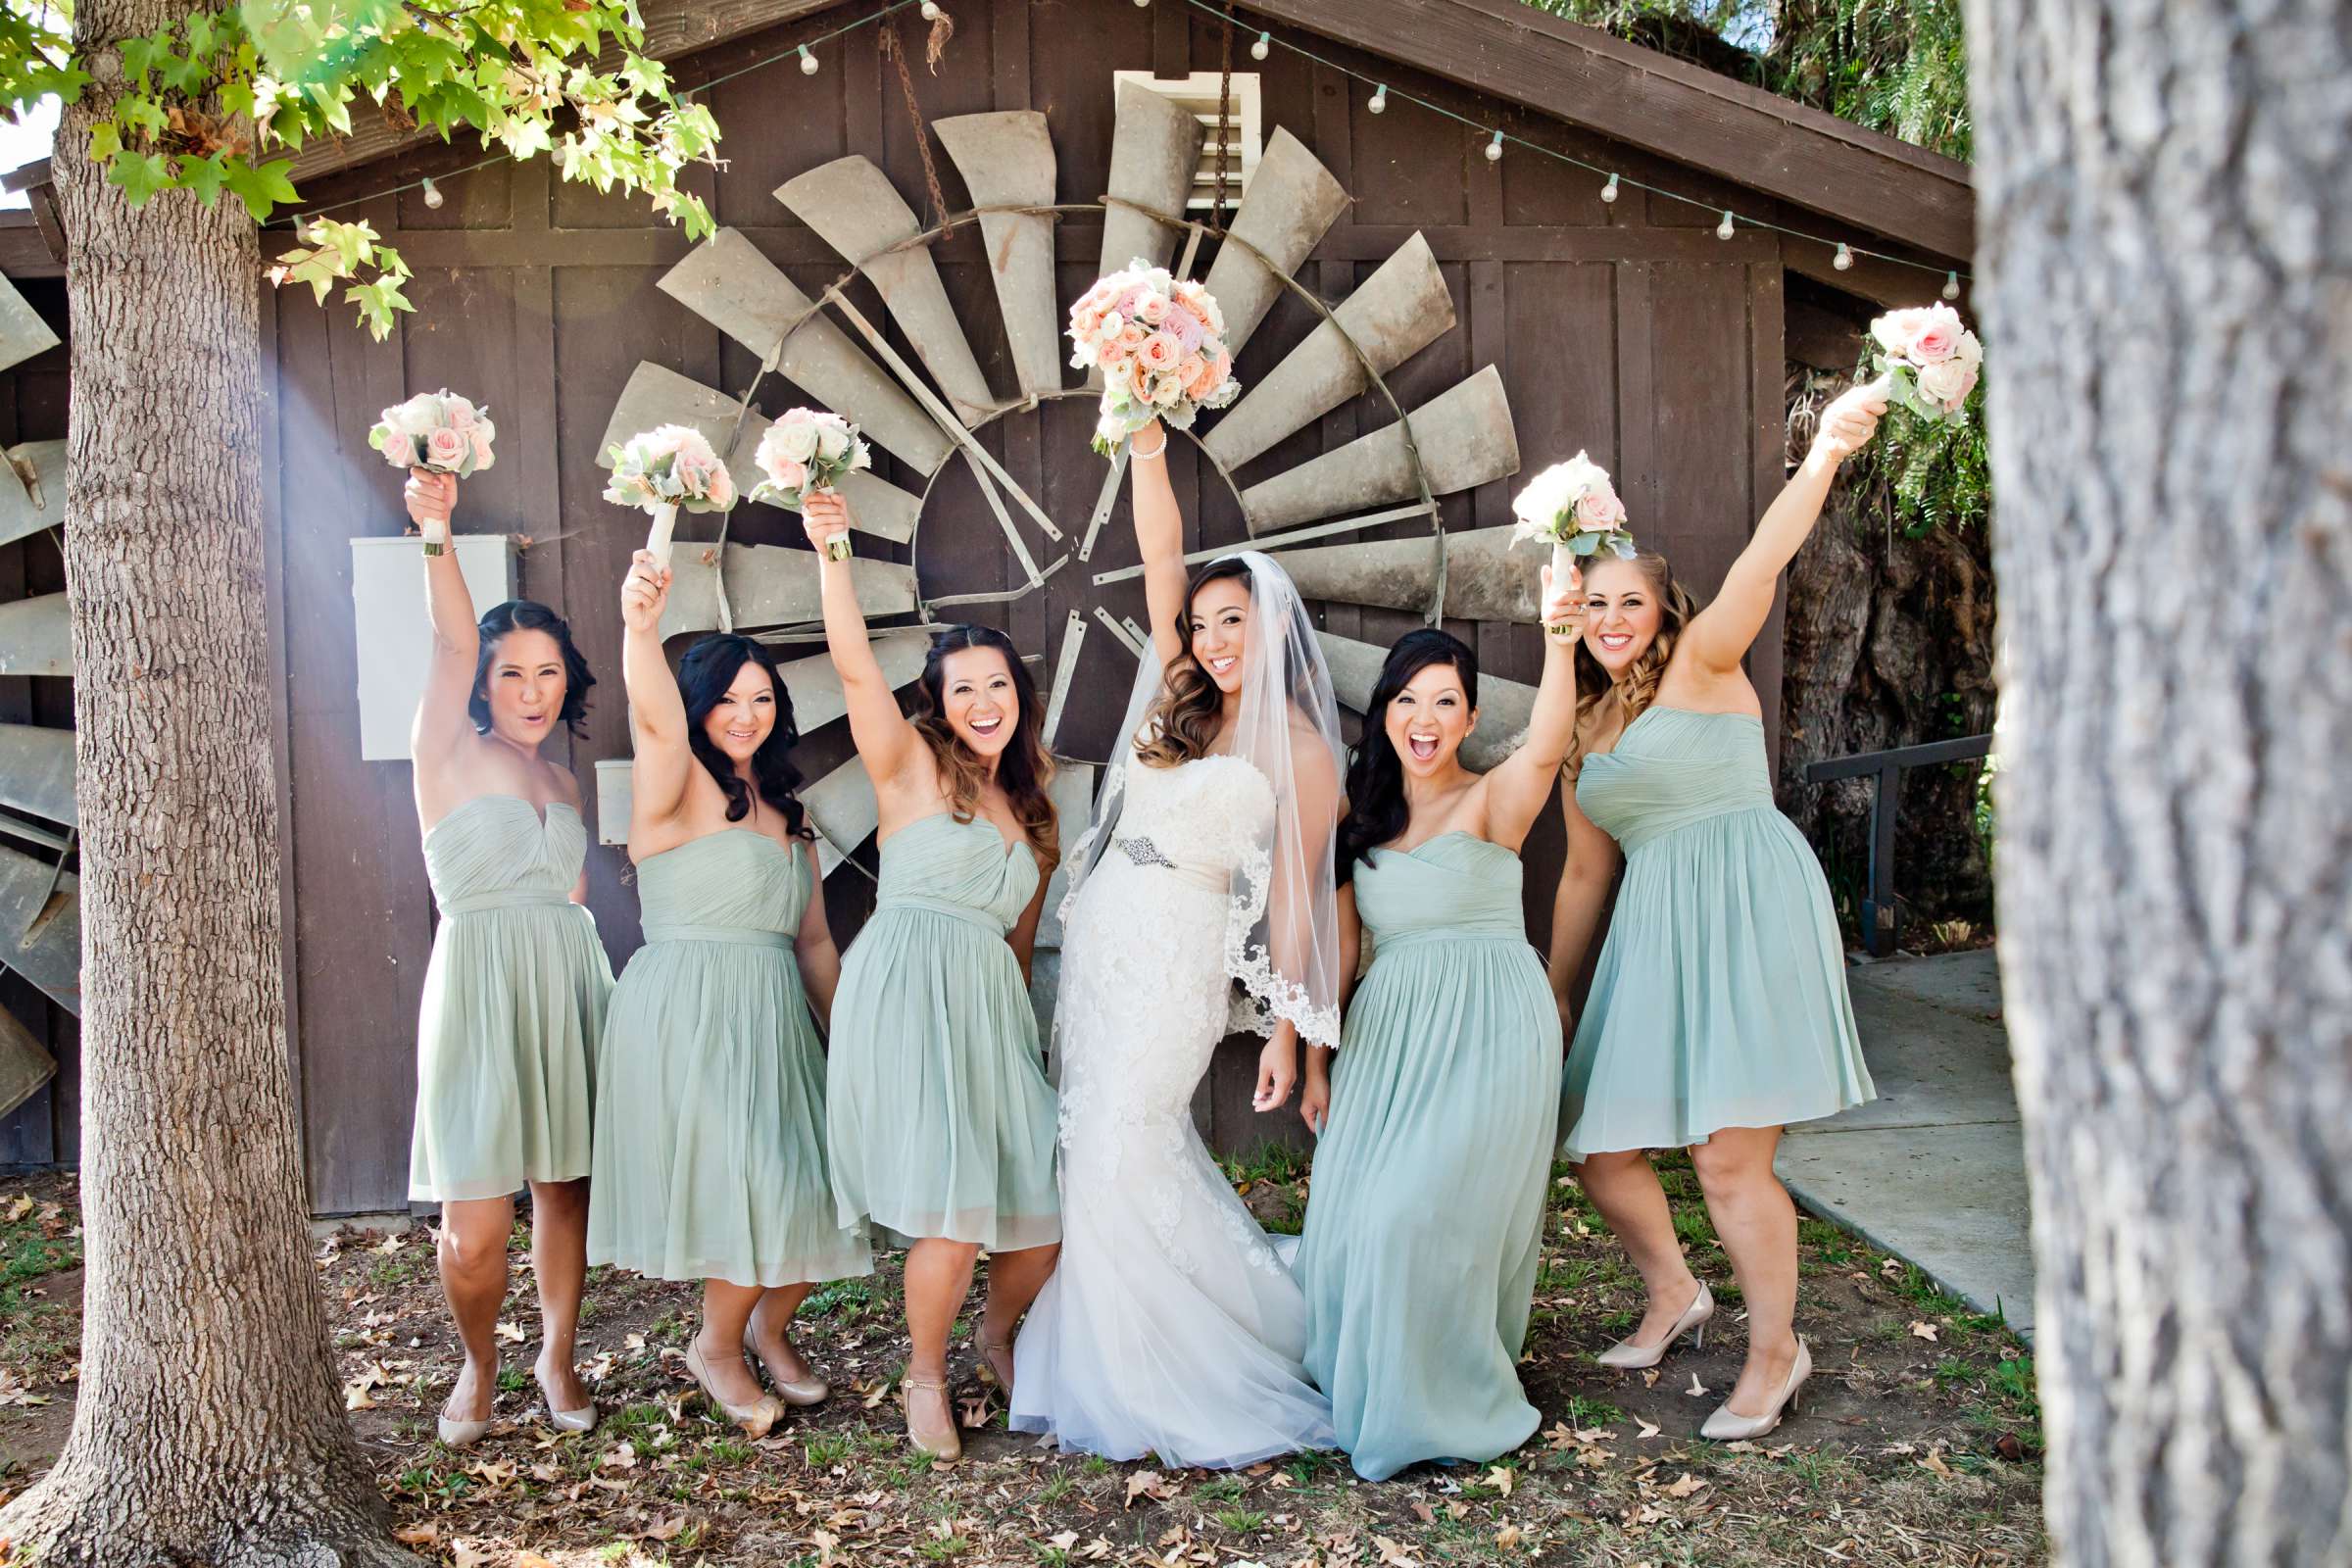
[880,22,953,227]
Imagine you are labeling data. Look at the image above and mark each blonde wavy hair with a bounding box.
[1134,557,1252,769]
[1570,551,1700,766]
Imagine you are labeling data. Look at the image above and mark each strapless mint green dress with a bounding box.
[826,811,1060,1251]
[1295,833,1561,1480]
[587,829,872,1287]
[410,795,612,1202]
[1561,708,1874,1159]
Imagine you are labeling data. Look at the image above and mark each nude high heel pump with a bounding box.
[1701,1337,1812,1441]
[684,1337,784,1441]
[536,1355,598,1435]
[902,1372,963,1463]
[744,1321,831,1407]
[1596,1281,1714,1370]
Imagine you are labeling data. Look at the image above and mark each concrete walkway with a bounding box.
[1776,949,2037,1340]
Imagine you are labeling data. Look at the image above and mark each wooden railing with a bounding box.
[1804,734,1993,956]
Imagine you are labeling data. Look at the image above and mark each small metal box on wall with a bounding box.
[348,534,518,761]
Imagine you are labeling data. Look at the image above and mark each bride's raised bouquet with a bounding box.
[603,424,737,569]
[1067,262,1240,458]
[1512,453,1635,639]
[1865,302,1983,430]
[369,389,496,556]
[751,408,871,562]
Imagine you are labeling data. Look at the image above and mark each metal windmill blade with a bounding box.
[0,593,71,677]
[770,632,930,734]
[599,363,922,546]
[802,754,879,875]
[0,845,77,1013]
[0,441,67,550]
[775,157,998,427]
[660,228,953,476]
[1197,126,1349,359]
[659,543,918,641]
[1100,77,1206,279]
[0,722,76,829]
[1203,232,1456,475]
[1274,524,1537,624]
[933,112,1063,403]
[0,1001,54,1120]
[1240,367,1518,534]
[0,275,58,376]
[1317,630,1538,774]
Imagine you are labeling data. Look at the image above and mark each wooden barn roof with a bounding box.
[283,0,1973,260]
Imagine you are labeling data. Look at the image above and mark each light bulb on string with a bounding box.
[1715,209,1736,240]
[1599,172,1620,204]
[1250,30,1269,60]
[1367,83,1388,115]
[420,176,444,210]
[1832,242,1853,271]
[1133,0,1150,8]
[1942,270,1962,301]
[798,43,818,74]
[920,0,941,17]
[1485,130,1504,163]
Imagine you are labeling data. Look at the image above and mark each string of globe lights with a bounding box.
[282,0,1971,300]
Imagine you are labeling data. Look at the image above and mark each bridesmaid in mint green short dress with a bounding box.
[800,493,1061,1464]
[587,550,871,1439]
[1295,564,1582,1481]
[403,470,611,1447]
[1549,377,1890,1443]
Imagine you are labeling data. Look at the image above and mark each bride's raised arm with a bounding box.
[1125,418,1187,667]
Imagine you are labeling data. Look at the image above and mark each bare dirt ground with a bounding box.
[0,1154,2044,1565]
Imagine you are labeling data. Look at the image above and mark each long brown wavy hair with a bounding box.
[1570,551,1701,765]
[1135,557,1252,770]
[911,624,1059,865]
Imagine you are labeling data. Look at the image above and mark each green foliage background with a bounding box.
[1523,0,1972,160]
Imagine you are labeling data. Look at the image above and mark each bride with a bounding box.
[1008,416,1343,1468]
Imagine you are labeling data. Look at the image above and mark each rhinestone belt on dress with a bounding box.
[1117,835,1174,868]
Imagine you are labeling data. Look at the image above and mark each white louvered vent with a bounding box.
[1111,71,1263,211]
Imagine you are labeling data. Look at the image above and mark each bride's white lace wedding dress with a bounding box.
[1008,753,1336,1468]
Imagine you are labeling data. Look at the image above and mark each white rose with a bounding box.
[391,395,441,440]
[774,414,820,464]
[1916,357,1973,409]
[814,421,850,462]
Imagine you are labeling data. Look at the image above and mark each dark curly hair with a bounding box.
[677,634,811,839]
[1338,628,1478,883]
[911,624,1058,865]
[1135,557,1252,770]
[469,600,595,737]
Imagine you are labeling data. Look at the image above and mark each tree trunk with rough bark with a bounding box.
[1967,3,2352,1563]
[0,28,412,1568]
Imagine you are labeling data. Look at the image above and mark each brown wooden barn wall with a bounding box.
[268,0,1787,1213]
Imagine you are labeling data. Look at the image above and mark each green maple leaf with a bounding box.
[106,150,172,206]
[178,151,229,208]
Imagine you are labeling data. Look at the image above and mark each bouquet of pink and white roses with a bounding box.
[751,408,871,562]
[603,424,737,568]
[1511,453,1635,639]
[1067,262,1240,457]
[370,390,496,556]
[1865,302,1983,428]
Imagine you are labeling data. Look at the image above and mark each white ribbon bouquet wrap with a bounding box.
[749,408,872,562]
[602,424,738,568]
[1510,453,1637,637]
[369,389,496,556]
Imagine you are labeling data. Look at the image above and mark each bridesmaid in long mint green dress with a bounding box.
[799,494,1061,1464]
[1295,562,1583,1481]
[403,470,611,1447]
[1549,377,1890,1442]
[587,552,871,1439]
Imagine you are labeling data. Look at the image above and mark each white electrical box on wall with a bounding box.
[349,533,519,761]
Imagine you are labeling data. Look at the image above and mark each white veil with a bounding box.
[1060,551,1346,1051]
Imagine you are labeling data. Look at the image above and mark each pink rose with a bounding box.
[1162,305,1204,353]
[1174,353,1210,396]
[443,396,477,431]
[423,426,467,469]
[1574,483,1627,530]
[1116,322,1147,353]
[1135,290,1169,326]
[1916,358,1976,410]
[469,428,496,471]
[1137,332,1181,373]
[1870,308,1929,358]
[381,431,417,467]
[1908,304,1963,363]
